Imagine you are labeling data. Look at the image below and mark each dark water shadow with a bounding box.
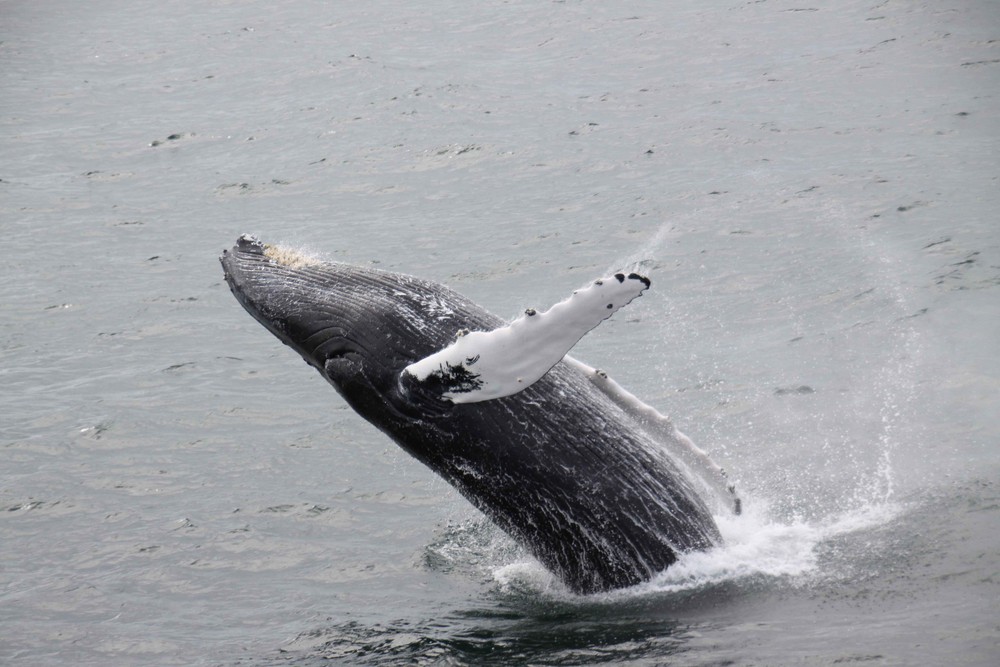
[267,579,751,666]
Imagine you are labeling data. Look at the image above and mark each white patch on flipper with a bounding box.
[562,356,742,515]
[403,273,650,403]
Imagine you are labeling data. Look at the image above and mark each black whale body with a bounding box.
[221,235,722,594]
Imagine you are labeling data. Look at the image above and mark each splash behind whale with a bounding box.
[220,235,738,594]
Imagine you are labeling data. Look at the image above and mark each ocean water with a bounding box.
[2,0,998,665]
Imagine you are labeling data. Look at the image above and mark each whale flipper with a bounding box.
[402,272,650,404]
[563,356,742,515]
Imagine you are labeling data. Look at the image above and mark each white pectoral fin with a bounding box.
[402,272,650,403]
[564,356,743,515]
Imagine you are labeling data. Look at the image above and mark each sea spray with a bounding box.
[489,498,903,599]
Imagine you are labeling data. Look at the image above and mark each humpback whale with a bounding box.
[220,234,739,594]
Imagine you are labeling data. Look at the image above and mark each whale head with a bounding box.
[219,235,496,414]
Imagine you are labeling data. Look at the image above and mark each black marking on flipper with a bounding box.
[628,272,651,288]
[614,273,625,283]
[423,361,484,396]
[607,304,613,309]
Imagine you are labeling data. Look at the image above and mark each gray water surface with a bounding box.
[2,1,999,665]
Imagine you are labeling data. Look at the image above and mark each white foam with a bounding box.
[492,560,561,595]
[490,499,902,599]
[262,243,323,269]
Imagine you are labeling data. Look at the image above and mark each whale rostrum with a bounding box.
[221,234,740,594]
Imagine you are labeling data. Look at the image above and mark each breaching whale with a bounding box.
[220,234,739,594]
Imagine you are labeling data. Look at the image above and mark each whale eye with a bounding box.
[315,337,355,363]
[323,354,363,384]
